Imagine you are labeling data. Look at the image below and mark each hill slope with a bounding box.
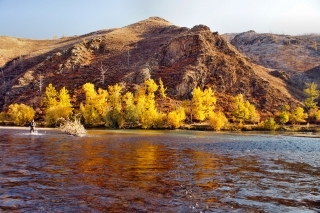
[0,17,302,118]
[227,31,320,87]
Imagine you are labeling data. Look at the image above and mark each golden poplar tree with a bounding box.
[43,84,73,126]
[191,87,217,122]
[208,111,228,131]
[106,84,124,128]
[7,103,35,126]
[123,91,139,126]
[80,83,108,127]
[158,78,167,98]
[233,94,248,123]
[290,106,308,124]
[167,107,186,129]
[136,79,165,128]
[304,82,319,110]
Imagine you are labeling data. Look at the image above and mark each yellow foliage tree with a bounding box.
[136,79,165,128]
[0,112,6,123]
[259,117,278,130]
[233,94,248,123]
[42,83,58,108]
[158,78,167,98]
[245,101,260,124]
[80,83,108,127]
[123,92,139,126]
[106,84,124,128]
[167,107,186,129]
[304,82,319,110]
[276,105,290,125]
[191,87,216,122]
[208,111,228,131]
[309,108,320,122]
[290,106,308,124]
[7,103,35,126]
[43,84,73,126]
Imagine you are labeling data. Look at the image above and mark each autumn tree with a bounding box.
[208,111,228,131]
[158,78,167,98]
[105,84,124,128]
[290,106,308,125]
[80,82,108,127]
[123,91,139,126]
[304,82,319,110]
[233,94,249,123]
[309,108,320,123]
[277,105,290,125]
[43,84,73,126]
[167,107,186,129]
[245,101,260,124]
[136,79,165,128]
[191,87,216,122]
[233,94,259,124]
[7,103,35,126]
[259,117,278,131]
[0,111,6,123]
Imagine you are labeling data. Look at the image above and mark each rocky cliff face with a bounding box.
[228,31,320,87]
[0,17,302,117]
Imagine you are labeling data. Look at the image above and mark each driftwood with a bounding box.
[59,118,86,136]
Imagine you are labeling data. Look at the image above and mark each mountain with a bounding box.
[0,17,304,119]
[226,31,320,88]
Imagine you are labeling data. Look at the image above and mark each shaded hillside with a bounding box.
[0,17,302,118]
[228,31,320,87]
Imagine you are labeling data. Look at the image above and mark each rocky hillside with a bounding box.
[0,17,303,118]
[227,31,320,87]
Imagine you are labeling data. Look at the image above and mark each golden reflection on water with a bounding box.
[2,129,320,212]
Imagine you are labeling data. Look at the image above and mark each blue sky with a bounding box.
[1,0,320,39]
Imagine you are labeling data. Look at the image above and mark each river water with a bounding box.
[0,128,320,213]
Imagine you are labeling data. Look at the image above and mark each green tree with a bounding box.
[7,103,35,126]
[304,82,319,110]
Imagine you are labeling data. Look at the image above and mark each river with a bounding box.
[0,127,319,212]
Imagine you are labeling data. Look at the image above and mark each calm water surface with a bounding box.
[0,128,320,212]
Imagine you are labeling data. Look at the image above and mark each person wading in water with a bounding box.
[29,119,36,133]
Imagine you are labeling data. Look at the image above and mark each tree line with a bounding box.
[0,79,319,131]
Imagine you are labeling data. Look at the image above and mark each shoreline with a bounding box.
[1,125,319,138]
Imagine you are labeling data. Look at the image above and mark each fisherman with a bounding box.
[29,119,36,133]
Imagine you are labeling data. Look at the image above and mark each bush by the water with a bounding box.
[7,103,35,126]
[59,118,86,136]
